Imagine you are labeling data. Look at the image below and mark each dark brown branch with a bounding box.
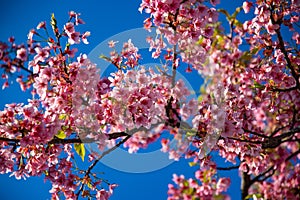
[241,172,251,200]
[171,44,177,87]
[241,149,300,199]
[75,135,131,199]
[270,124,289,137]
[0,137,19,143]
[224,126,300,149]
[290,105,297,129]
[262,127,300,149]
[247,149,300,195]
[11,59,34,75]
[271,86,298,92]
[217,165,239,170]
[0,131,130,146]
[48,138,95,144]
[242,128,269,138]
[270,8,300,91]
[285,149,300,162]
[226,136,263,145]
[250,165,274,185]
[107,131,128,140]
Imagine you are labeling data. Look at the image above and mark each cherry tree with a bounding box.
[0,0,299,199]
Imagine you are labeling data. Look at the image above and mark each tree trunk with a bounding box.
[241,172,251,200]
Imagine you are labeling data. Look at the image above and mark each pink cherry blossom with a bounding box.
[0,1,300,200]
[36,21,46,29]
[16,48,27,61]
[108,40,118,48]
[82,31,90,44]
[243,1,253,14]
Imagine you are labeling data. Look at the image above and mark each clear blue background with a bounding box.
[0,0,242,199]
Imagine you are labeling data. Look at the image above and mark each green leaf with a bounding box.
[50,13,57,30]
[254,193,263,199]
[233,19,243,28]
[99,54,111,62]
[197,36,204,45]
[217,35,225,45]
[74,143,85,161]
[184,187,194,195]
[213,194,224,200]
[253,81,265,89]
[61,125,68,131]
[59,114,67,120]
[87,181,93,189]
[198,95,203,102]
[183,180,189,187]
[245,194,254,199]
[232,7,242,19]
[19,156,23,169]
[188,162,197,167]
[218,9,230,20]
[43,170,49,176]
[200,84,206,94]
[245,193,263,200]
[186,132,196,137]
[56,130,66,139]
[252,47,260,55]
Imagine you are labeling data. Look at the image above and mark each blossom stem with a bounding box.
[270,6,300,91]
[217,165,239,170]
[75,135,131,199]
[0,132,129,146]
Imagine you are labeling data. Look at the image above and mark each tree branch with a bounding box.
[11,59,34,75]
[0,137,19,143]
[171,44,177,87]
[217,165,239,170]
[250,165,274,185]
[75,135,131,199]
[285,149,300,162]
[248,149,300,192]
[242,128,269,138]
[270,8,300,92]
[262,127,300,149]
[241,172,251,200]
[224,126,300,149]
[0,131,129,146]
[271,86,298,92]
[226,136,263,145]
[107,131,128,140]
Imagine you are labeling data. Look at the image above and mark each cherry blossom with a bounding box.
[0,1,299,200]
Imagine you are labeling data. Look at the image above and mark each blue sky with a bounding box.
[0,0,243,199]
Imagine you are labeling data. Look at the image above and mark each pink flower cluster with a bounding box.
[187,0,300,198]
[0,37,33,90]
[139,0,219,70]
[105,39,141,69]
[168,159,230,199]
[0,11,116,199]
[102,65,196,152]
[1,1,300,199]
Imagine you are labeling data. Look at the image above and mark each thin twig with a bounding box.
[171,44,177,87]
[12,60,34,75]
[250,149,300,185]
[0,137,19,143]
[270,8,300,91]
[217,165,239,170]
[226,136,263,144]
[75,135,131,199]
[242,128,269,138]
[262,127,300,149]
[0,131,130,146]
